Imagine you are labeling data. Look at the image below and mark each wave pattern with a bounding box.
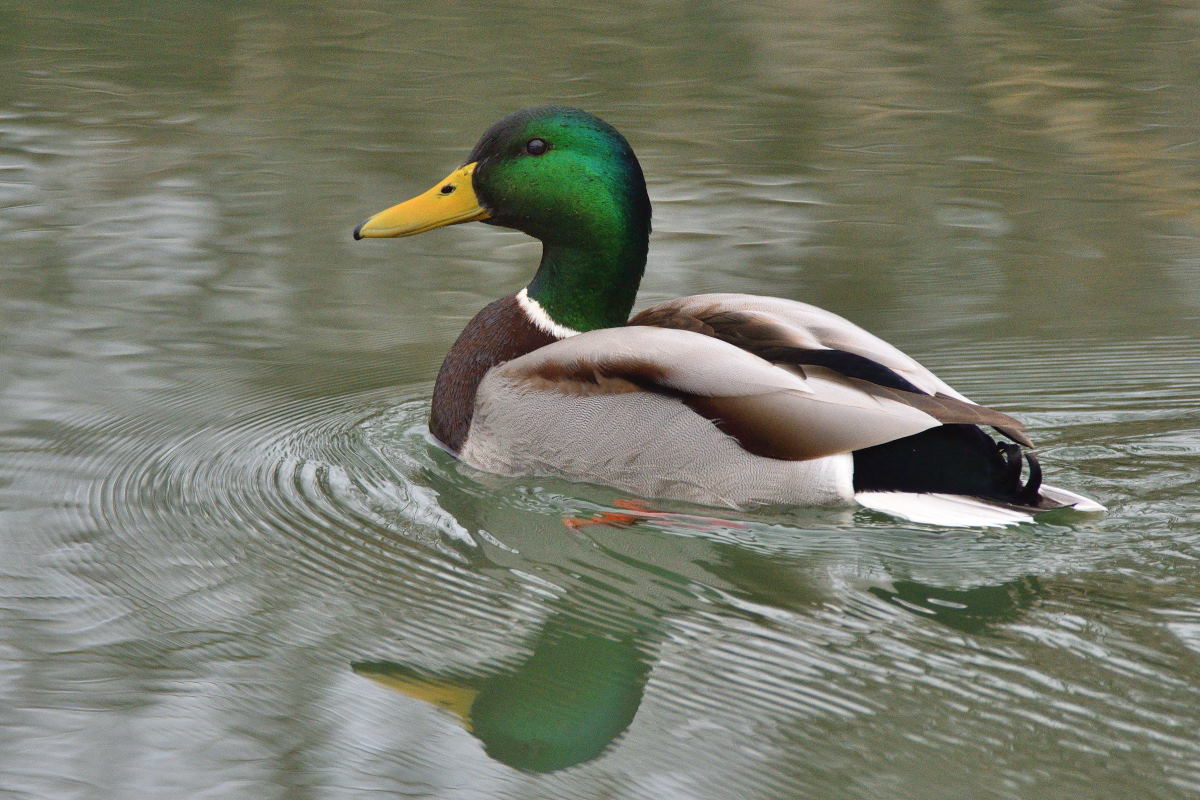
[0,328,1197,798]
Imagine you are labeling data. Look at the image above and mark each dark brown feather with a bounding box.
[682,394,834,460]
[522,354,670,387]
[431,294,557,452]
[631,305,795,350]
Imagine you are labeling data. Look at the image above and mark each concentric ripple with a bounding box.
[1,331,1198,797]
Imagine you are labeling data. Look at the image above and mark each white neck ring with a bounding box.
[516,287,582,339]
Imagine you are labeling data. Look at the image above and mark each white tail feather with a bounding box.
[854,491,1036,528]
[855,486,1106,527]
[1038,484,1107,513]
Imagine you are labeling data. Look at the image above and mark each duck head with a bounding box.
[355,106,651,331]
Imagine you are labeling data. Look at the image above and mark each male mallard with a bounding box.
[355,106,1104,526]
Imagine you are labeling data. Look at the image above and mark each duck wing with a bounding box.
[630,293,1031,446]
[477,325,979,462]
[462,319,1103,521]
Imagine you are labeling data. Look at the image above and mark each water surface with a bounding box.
[2,2,1199,798]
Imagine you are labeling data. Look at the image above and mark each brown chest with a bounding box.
[429,294,559,453]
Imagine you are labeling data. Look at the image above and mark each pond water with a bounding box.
[2,2,1199,798]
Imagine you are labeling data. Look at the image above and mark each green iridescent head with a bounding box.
[355,106,651,330]
[466,106,650,245]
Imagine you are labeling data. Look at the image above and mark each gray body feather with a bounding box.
[462,372,856,508]
[459,321,957,508]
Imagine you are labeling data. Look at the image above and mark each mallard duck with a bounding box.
[354,106,1104,527]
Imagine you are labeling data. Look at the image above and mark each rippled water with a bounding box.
[2,2,1199,798]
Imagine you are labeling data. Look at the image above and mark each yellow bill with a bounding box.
[353,664,479,730]
[353,162,491,239]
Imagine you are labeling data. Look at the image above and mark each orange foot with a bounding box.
[562,509,643,530]
[563,498,748,531]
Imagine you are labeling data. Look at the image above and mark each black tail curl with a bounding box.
[852,424,1046,508]
[1002,442,1043,505]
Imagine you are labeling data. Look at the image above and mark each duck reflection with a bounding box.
[349,442,1053,772]
[353,609,652,773]
[868,575,1041,634]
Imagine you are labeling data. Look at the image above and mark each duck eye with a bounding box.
[525,138,548,156]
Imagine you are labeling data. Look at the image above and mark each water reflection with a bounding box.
[352,412,1067,774]
[355,606,654,773]
[352,554,1047,772]
[868,575,1041,635]
[353,466,1050,774]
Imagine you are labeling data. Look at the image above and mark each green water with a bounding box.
[2,2,1198,798]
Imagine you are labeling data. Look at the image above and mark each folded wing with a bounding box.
[487,324,1022,461]
[631,293,1031,446]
